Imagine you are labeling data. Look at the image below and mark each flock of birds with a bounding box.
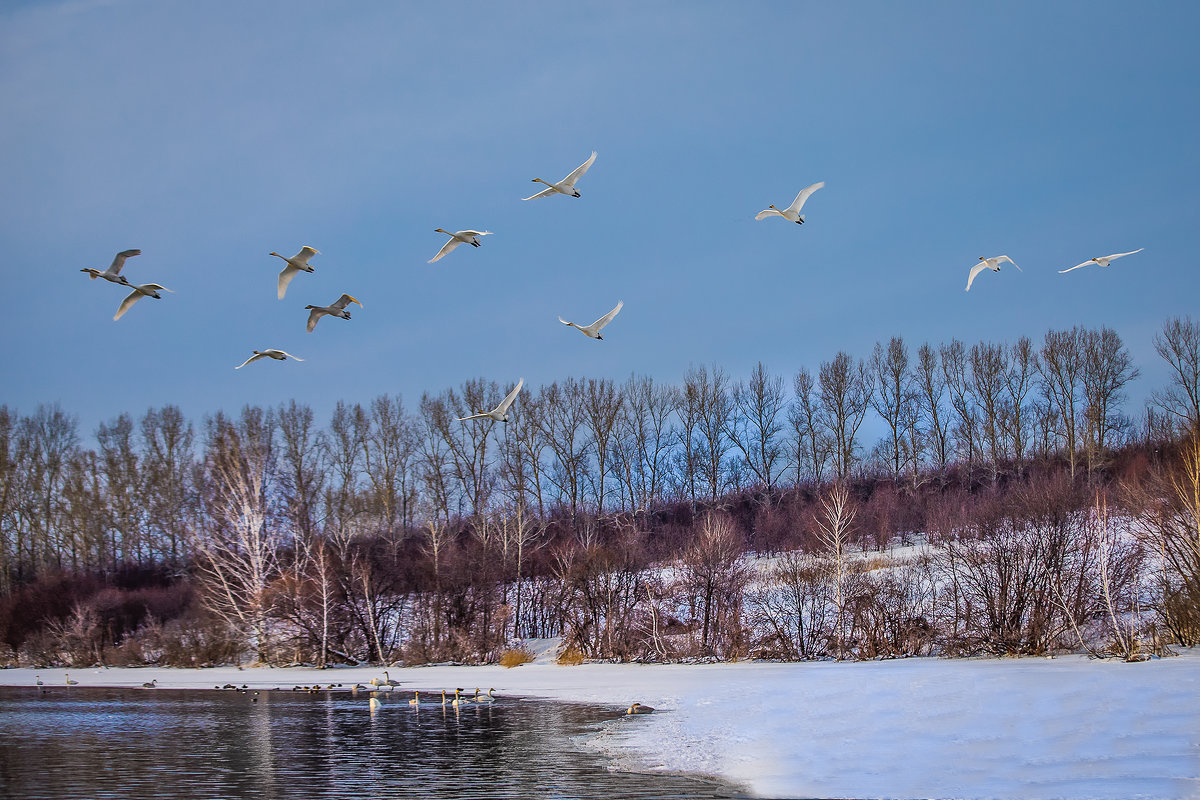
[79,151,1144,422]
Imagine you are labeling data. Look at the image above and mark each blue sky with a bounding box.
[2,1,1197,436]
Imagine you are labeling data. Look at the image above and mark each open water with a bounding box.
[0,685,746,799]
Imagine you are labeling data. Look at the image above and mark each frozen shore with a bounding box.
[5,649,1199,799]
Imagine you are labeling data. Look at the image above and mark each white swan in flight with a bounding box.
[235,349,304,369]
[966,255,1021,291]
[756,182,825,224]
[114,283,173,320]
[456,379,524,423]
[523,151,597,200]
[559,300,623,340]
[82,249,140,285]
[271,246,319,300]
[429,229,493,263]
[305,293,362,332]
[1058,248,1143,274]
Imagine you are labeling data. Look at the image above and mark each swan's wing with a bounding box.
[998,256,1022,272]
[558,316,574,326]
[333,293,362,309]
[460,230,492,237]
[429,238,461,263]
[561,151,597,187]
[786,182,825,214]
[495,378,525,414]
[590,300,623,331]
[755,208,784,220]
[455,412,491,422]
[280,350,304,362]
[522,185,557,201]
[113,289,143,320]
[1104,248,1143,261]
[1058,260,1092,274]
[294,246,319,265]
[278,264,298,299]
[109,249,142,274]
[142,283,172,293]
[306,308,323,332]
[966,262,988,292]
[235,353,265,369]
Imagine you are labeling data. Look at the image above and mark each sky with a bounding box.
[2,1,1198,438]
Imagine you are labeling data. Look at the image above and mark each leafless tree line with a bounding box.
[1,316,1198,664]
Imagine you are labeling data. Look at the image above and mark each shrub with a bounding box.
[498,647,535,668]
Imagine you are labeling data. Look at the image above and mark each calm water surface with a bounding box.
[0,686,746,799]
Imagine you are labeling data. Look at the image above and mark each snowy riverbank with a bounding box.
[5,650,1199,799]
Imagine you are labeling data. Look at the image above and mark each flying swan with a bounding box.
[456,379,524,423]
[305,294,362,332]
[235,349,304,369]
[1058,248,1143,274]
[966,255,1021,292]
[523,151,597,200]
[559,300,623,340]
[81,249,140,285]
[429,229,493,263]
[756,182,825,224]
[114,283,173,320]
[271,246,319,300]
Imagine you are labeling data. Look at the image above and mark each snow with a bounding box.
[5,649,1199,799]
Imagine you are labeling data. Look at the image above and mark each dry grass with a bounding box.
[498,647,535,668]
[556,643,585,666]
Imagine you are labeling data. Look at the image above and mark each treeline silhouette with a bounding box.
[1,317,1197,666]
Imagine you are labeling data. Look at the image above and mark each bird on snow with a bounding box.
[114,283,173,320]
[305,293,362,332]
[455,379,524,423]
[755,182,825,224]
[81,249,140,285]
[429,229,493,263]
[271,246,320,300]
[626,702,654,715]
[523,151,597,200]
[235,349,304,369]
[559,300,623,340]
[966,255,1021,292]
[1058,248,1143,274]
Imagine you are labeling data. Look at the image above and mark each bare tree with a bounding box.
[942,339,979,469]
[683,364,733,501]
[537,379,591,523]
[870,338,914,479]
[193,407,281,662]
[361,394,418,536]
[582,378,622,514]
[818,353,873,481]
[814,484,857,659]
[969,341,1008,481]
[789,367,828,484]
[1040,327,1085,478]
[1152,315,1200,433]
[678,513,750,656]
[1003,337,1038,474]
[914,344,950,473]
[612,375,676,517]
[728,362,788,493]
[277,400,324,545]
[140,405,195,567]
[1081,327,1138,474]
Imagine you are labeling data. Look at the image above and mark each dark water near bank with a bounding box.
[0,686,746,799]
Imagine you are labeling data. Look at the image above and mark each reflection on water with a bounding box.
[0,686,744,799]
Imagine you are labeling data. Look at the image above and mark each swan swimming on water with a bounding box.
[451,688,473,708]
[756,182,825,224]
[113,283,173,320]
[455,379,524,424]
[966,255,1021,292]
[429,229,493,263]
[559,301,623,340]
[271,246,319,300]
[305,294,362,332]
[81,249,140,285]
[65,673,78,686]
[1058,248,1143,274]
[523,151,597,200]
